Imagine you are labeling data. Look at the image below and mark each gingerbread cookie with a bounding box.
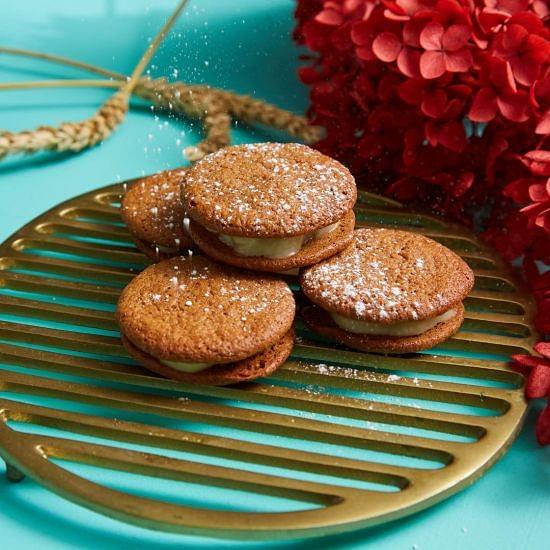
[184,143,357,272]
[116,256,296,385]
[121,169,193,261]
[300,228,474,353]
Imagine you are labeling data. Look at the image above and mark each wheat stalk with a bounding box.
[0,0,189,161]
[0,10,323,163]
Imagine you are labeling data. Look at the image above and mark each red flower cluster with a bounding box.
[512,342,550,444]
[294,0,550,443]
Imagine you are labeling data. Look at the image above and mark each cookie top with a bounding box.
[116,256,295,363]
[300,228,474,323]
[183,142,356,237]
[121,170,192,250]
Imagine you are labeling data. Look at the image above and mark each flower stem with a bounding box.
[0,46,123,80]
[0,79,121,91]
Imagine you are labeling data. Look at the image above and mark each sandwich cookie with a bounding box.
[121,170,193,261]
[184,142,357,272]
[300,228,474,354]
[116,256,296,385]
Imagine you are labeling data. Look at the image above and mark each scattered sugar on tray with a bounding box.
[387,374,401,382]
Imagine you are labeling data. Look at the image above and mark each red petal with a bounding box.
[535,342,550,359]
[533,0,550,18]
[525,35,550,66]
[420,22,444,51]
[444,48,473,72]
[351,20,372,46]
[526,364,550,399]
[298,66,320,84]
[442,25,471,52]
[384,9,410,21]
[398,77,425,104]
[524,150,550,175]
[315,9,344,26]
[536,111,550,135]
[372,32,402,62]
[535,209,550,231]
[536,403,550,445]
[356,45,376,60]
[509,11,545,33]
[469,87,498,122]
[440,121,467,152]
[524,151,550,163]
[511,354,543,373]
[497,91,529,122]
[490,60,517,94]
[510,56,541,87]
[397,47,420,77]
[426,120,467,152]
[500,23,528,52]
[454,171,474,197]
[420,51,446,79]
[529,183,549,202]
[503,178,535,202]
[402,19,423,47]
[421,89,447,118]
[478,8,509,34]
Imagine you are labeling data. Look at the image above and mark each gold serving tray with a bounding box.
[0,181,533,540]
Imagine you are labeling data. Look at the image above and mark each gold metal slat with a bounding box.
[0,295,117,331]
[11,236,146,265]
[275,362,514,409]
[0,346,495,439]
[0,371,460,462]
[292,343,523,380]
[0,254,135,285]
[0,271,120,303]
[0,322,121,355]
[2,400,411,488]
[35,218,133,243]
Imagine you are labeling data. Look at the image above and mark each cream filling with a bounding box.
[217,222,339,259]
[331,308,457,337]
[155,244,178,254]
[161,360,214,373]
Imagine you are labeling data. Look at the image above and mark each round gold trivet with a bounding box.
[0,181,532,539]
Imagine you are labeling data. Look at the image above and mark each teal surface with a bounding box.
[0,1,548,549]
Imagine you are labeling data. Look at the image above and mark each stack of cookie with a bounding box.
[118,142,474,385]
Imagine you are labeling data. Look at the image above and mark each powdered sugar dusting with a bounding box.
[302,228,471,322]
[121,170,189,250]
[184,143,356,236]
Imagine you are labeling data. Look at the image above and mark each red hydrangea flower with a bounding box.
[468,56,529,122]
[419,22,473,78]
[493,24,550,86]
[512,342,550,445]
[294,0,550,443]
[372,19,424,76]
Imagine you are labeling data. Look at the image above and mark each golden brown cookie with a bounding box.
[183,142,357,272]
[300,228,474,353]
[121,169,193,261]
[116,256,296,384]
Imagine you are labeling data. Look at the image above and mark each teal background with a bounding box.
[0,1,548,548]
